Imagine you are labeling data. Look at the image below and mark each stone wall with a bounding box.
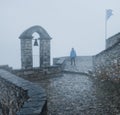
[20,37,33,69]
[0,69,47,115]
[12,66,62,81]
[106,32,120,49]
[40,39,51,67]
[93,41,120,82]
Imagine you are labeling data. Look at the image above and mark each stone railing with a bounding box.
[0,69,47,115]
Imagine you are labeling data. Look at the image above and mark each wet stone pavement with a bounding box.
[36,72,120,115]
[39,73,95,115]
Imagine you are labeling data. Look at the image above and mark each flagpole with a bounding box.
[105,10,107,48]
[105,9,113,48]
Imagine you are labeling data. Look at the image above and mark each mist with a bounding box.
[0,0,120,69]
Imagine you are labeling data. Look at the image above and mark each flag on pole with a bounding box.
[106,9,113,20]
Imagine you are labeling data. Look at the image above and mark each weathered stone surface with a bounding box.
[13,66,62,81]
[106,32,120,49]
[30,54,120,115]
[35,72,120,115]
[53,56,93,75]
[63,56,93,74]
[0,69,47,115]
[93,38,120,82]
[19,25,52,69]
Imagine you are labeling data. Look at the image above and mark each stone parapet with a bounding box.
[0,65,12,72]
[0,69,47,115]
[93,41,120,82]
[53,57,67,70]
[106,32,120,49]
[12,66,62,81]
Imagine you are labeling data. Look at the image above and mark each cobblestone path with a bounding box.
[36,72,120,115]
[37,73,95,115]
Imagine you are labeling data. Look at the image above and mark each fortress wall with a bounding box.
[93,40,120,81]
[106,33,120,49]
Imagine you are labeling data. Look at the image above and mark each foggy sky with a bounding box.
[0,0,120,69]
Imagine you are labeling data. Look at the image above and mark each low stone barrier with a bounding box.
[12,66,62,81]
[0,69,47,115]
[53,57,66,69]
[0,65,12,72]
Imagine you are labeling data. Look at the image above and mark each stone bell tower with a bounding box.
[19,25,52,69]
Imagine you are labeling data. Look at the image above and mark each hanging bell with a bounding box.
[34,39,38,46]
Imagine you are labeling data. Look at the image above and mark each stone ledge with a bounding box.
[63,70,90,76]
[56,58,66,65]
[0,69,47,115]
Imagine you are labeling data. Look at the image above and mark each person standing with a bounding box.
[70,48,77,65]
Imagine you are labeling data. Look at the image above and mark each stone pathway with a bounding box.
[1,56,120,114]
[63,56,93,73]
[38,73,96,115]
[34,57,120,115]
[37,73,120,115]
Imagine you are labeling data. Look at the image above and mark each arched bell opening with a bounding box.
[32,32,40,68]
